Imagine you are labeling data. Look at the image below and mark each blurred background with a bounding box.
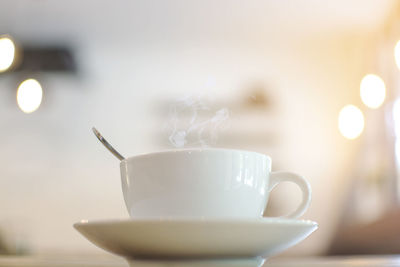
[1,0,400,257]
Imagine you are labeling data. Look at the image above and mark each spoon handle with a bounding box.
[92,127,125,161]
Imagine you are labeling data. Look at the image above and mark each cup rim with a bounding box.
[121,148,271,163]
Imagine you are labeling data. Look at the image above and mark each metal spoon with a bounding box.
[92,127,125,161]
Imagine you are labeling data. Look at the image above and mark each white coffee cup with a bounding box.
[120,149,311,219]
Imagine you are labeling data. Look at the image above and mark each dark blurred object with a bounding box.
[243,83,272,110]
[0,232,11,255]
[6,46,77,73]
[0,228,30,255]
[328,209,400,255]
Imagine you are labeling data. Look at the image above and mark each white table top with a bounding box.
[268,256,400,266]
[1,255,400,267]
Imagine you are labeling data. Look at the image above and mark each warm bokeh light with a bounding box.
[395,40,400,71]
[0,36,15,72]
[360,74,386,109]
[338,105,364,139]
[16,79,43,113]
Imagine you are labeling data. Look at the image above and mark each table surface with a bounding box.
[1,255,400,267]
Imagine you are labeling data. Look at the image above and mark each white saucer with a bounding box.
[74,218,317,260]
[122,257,265,267]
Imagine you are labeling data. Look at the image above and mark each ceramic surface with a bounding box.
[120,149,311,219]
[125,257,265,267]
[74,218,318,259]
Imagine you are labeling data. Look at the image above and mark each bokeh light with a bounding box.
[338,105,364,140]
[360,74,386,109]
[0,36,15,72]
[16,79,43,113]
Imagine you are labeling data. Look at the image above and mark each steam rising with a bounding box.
[166,96,229,148]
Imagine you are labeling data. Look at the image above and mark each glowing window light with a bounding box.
[360,74,386,109]
[338,105,364,139]
[0,36,15,72]
[16,79,43,113]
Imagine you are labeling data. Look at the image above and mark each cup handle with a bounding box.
[267,171,312,219]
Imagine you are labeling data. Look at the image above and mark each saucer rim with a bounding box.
[74,217,318,228]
